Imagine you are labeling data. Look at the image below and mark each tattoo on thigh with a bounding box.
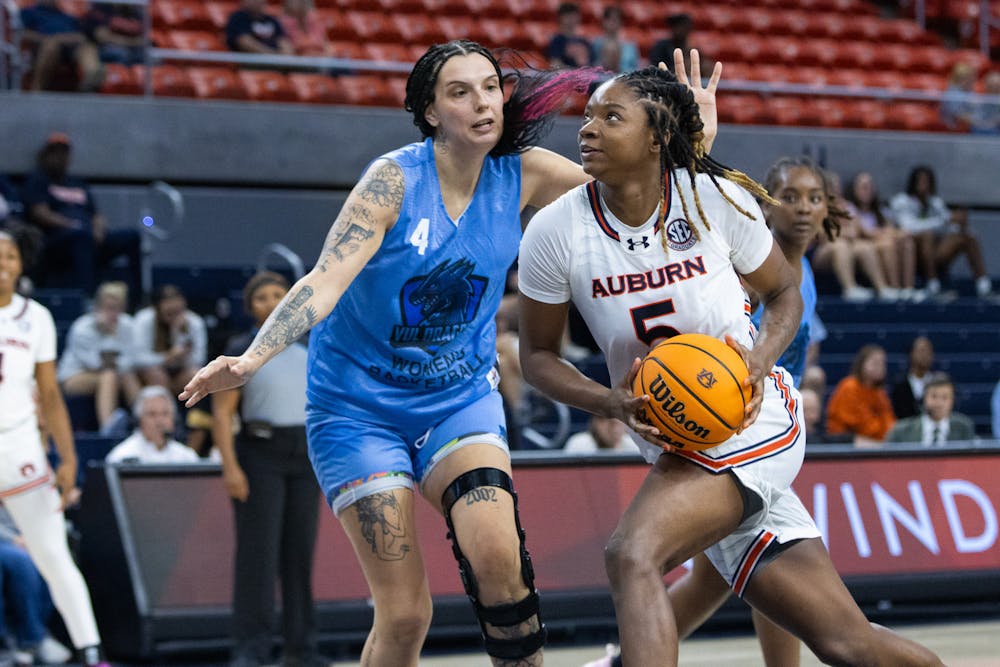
[355,492,411,561]
[464,487,498,506]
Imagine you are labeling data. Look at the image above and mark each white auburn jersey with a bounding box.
[0,295,56,432]
[520,170,774,391]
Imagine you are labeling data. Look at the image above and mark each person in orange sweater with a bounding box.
[826,344,896,445]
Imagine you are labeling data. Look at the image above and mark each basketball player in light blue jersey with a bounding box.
[181,42,721,666]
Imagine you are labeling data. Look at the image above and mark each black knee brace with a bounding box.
[442,467,547,661]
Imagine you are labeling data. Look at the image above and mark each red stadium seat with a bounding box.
[204,2,238,30]
[860,70,905,91]
[362,43,413,64]
[188,66,249,100]
[391,13,447,45]
[755,96,804,126]
[507,0,560,21]
[462,0,511,18]
[480,19,534,51]
[821,15,867,41]
[131,65,196,98]
[166,30,228,52]
[746,8,791,35]
[840,99,890,129]
[420,0,471,15]
[798,39,839,68]
[520,21,555,52]
[745,64,794,84]
[436,16,487,43]
[763,37,804,65]
[345,11,404,42]
[238,70,297,102]
[384,75,408,106]
[884,102,948,132]
[785,66,832,88]
[155,1,214,31]
[882,19,940,45]
[824,68,868,90]
[99,63,141,95]
[328,40,365,60]
[289,73,341,103]
[903,72,946,92]
[335,74,395,106]
[374,0,426,12]
[621,2,667,26]
[717,94,766,125]
[315,9,353,41]
[810,98,852,128]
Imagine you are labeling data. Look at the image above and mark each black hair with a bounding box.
[243,270,290,314]
[405,40,603,157]
[557,2,580,17]
[845,171,888,228]
[0,223,42,278]
[905,165,936,216]
[613,66,775,256]
[762,156,845,241]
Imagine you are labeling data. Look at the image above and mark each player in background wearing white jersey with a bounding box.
[0,228,109,667]
[517,67,943,666]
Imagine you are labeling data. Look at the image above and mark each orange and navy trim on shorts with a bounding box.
[0,472,51,499]
[672,370,799,472]
[334,470,412,499]
[586,171,672,243]
[732,529,777,597]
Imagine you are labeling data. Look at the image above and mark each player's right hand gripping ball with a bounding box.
[632,333,751,451]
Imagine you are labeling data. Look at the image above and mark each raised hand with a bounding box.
[179,355,258,407]
[671,48,722,153]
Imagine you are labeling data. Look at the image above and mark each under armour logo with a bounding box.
[697,369,717,389]
[626,236,650,251]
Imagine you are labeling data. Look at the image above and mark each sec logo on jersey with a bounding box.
[665,218,696,251]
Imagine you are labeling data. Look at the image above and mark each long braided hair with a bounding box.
[614,66,776,256]
[762,155,846,241]
[405,40,604,157]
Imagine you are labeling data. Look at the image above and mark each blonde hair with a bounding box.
[95,281,128,308]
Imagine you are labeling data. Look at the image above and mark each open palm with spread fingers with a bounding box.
[671,48,722,152]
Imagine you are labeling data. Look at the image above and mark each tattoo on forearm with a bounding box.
[358,160,404,208]
[317,204,376,271]
[252,286,317,357]
[355,492,411,561]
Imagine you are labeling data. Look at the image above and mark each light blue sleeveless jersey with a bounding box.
[751,257,816,387]
[307,138,522,425]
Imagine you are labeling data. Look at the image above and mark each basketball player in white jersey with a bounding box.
[0,229,109,667]
[518,68,943,666]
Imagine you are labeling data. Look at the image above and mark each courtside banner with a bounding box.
[106,451,1000,609]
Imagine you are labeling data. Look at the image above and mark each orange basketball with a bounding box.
[631,333,752,452]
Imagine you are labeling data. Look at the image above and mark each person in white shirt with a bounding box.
[106,386,199,464]
[563,415,638,454]
[132,285,207,396]
[0,229,109,667]
[57,281,141,431]
[889,166,990,298]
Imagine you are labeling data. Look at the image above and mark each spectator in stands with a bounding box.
[0,175,23,224]
[563,415,638,454]
[889,165,991,298]
[826,344,896,445]
[590,7,638,73]
[970,70,1000,134]
[226,0,293,56]
[134,284,208,397]
[0,506,73,667]
[810,185,897,302]
[800,387,829,445]
[105,386,199,463]
[890,335,935,419]
[649,13,709,74]
[886,373,975,445]
[845,172,920,300]
[19,0,103,91]
[82,2,145,66]
[21,133,142,300]
[546,2,591,68]
[801,363,827,398]
[58,281,142,434]
[940,62,978,131]
[278,0,332,57]
[211,272,322,667]
[992,379,1000,439]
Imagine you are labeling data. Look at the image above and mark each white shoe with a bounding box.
[877,287,901,301]
[842,286,874,302]
[908,288,928,303]
[926,278,942,295]
[37,636,72,664]
[975,276,993,297]
[581,643,620,667]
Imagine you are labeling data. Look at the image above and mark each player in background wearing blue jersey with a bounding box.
[180,43,720,667]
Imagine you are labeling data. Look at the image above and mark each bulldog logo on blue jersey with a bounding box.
[391,259,488,352]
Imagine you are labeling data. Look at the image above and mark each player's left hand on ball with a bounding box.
[607,357,672,450]
[724,335,765,432]
[55,462,81,509]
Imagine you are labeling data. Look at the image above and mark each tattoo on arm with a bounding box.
[252,286,317,358]
[317,204,376,271]
[355,492,411,561]
[358,160,405,208]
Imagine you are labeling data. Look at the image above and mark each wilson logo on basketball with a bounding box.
[647,375,711,441]
[697,369,717,389]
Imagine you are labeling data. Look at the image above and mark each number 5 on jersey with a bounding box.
[409,218,430,256]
